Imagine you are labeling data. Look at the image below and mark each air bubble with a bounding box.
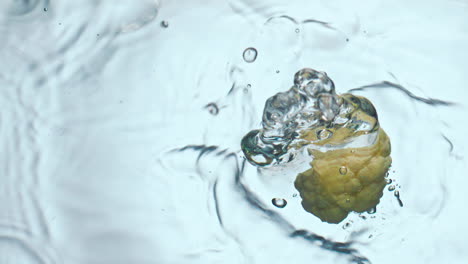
[292,193,298,197]
[386,178,393,184]
[161,20,169,28]
[243,47,258,63]
[317,129,332,140]
[388,185,395,191]
[394,191,403,207]
[342,222,351,229]
[339,166,347,175]
[272,198,287,208]
[295,28,300,33]
[205,103,219,115]
[367,207,376,214]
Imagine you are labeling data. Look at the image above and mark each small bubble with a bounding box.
[394,191,403,207]
[292,193,298,197]
[359,215,367,220]
[247,84,251,88]
[272,198,287,208]
[368,234,373,238]
[388,185,395,191]
[276,70,280,73]
[317,129,332,140]
[342,222,351,229]
[205,103,219,115]
[161,20,169,28]
[367,207,377,214]
[243,47,258,63]
[43,7,48,12]
[295,28,300,33]
[346,38,349,42]
[386,178,392,184]
[339,166,347,175]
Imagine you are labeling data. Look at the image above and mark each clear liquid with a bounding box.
[0,0,467,264]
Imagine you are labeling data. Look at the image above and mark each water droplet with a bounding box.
[161,20,169,28]
[295,28,300,33]
[317,129,332,140]
[367,207,377,214]
[272,198,287,208]
[243,47,258,63]
[205,103,219,115]
[339,166,347,175]
[388,185,395,191]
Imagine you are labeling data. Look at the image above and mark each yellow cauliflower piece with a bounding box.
[294,129,392,223]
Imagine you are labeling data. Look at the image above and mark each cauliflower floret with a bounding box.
[294,129,392,223]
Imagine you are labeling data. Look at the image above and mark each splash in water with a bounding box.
[241,68,392,223]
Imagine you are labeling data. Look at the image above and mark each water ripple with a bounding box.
[2,0,49,17]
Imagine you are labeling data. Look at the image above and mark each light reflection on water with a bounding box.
[0,0,467,263]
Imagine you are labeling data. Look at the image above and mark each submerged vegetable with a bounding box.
[241,68,392,224]
[294,129,391,223]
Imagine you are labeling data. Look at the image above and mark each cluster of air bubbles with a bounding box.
[243,47,258,63]
[241,68,380,167]
[241,68,343,166]
[272,198,287,208]
[385,171,403,205]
